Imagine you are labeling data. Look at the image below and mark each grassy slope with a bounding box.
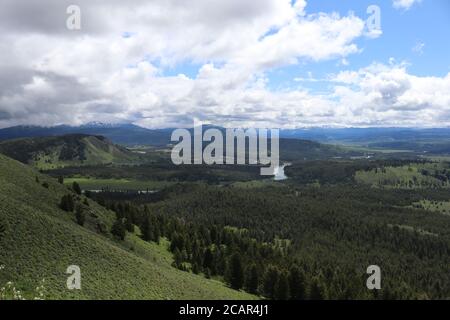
[355,163,450,189]
[0,135,138,170]
[0,154,255,300]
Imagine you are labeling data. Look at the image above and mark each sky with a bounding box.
[0,0,449,129]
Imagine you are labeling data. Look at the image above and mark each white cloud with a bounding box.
[0,0,447,129]
[331,62,450,126]
[412,41,425,55]
[393,0,422,10]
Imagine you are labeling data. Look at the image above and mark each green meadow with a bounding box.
[355,162,450,189]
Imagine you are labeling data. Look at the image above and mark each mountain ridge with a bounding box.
[2,123,450,146]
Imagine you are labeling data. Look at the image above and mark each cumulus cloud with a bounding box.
[331,63,450,126]
[0,0,446,129]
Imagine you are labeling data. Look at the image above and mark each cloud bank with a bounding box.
[0,0,448,129]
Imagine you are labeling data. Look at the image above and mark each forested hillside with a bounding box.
[0,154,255,300]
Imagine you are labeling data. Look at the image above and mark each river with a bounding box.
[273,163,291,181]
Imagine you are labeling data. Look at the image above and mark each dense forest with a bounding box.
[88,179,450,299]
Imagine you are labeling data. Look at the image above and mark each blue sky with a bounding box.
[166,0,450,91]
[307,0,450,74]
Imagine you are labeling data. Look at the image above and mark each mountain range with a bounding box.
[1,123,450,145]
[1,123,450,154]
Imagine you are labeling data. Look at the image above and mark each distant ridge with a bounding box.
[0,123,173,146]
[2,123,450,150]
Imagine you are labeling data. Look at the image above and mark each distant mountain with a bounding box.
[280,127,450,145]
[0,123,173,146]
[0,134,138,169]
[2,124,450,153]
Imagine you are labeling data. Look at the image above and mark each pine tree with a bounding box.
[244,264,259,294]
[153,223,160,243]
[274,272,290,300]
[141,218,152,241]
[173,248,183,269]
[192,262,200,274]
[72,181,82,195]
[60,194,75,212]
[0,221,5,241]
[289,266,307,300]
[309,277,327,300]
[75,205,86,226]
[170,232,185,252]
[203,247,214,270]
[225,253,244,290]
[111,218,126,240]
[58,176,64,184]
[124,216,134,233]
[263,266,279,299]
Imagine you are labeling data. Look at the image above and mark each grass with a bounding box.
[230,179,285,189]
[343,145,413,154]
[355,163,450,189]
[63,177,173,191]
[412,200,450,216]
[0,154,256,300]
[387,224,438,237]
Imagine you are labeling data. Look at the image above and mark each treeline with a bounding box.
[47,163,264,184]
